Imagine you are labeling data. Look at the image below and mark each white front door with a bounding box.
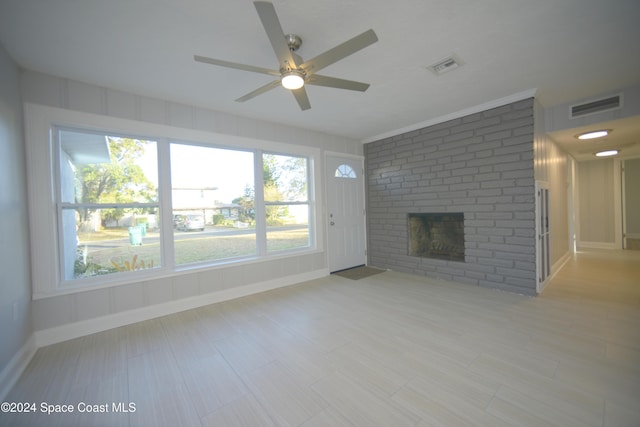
[326,154,366,272]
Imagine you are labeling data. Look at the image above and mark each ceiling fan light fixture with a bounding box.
[281,71,304,90]
[577,129,611,140]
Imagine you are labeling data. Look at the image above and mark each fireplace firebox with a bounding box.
[408,213,465,261]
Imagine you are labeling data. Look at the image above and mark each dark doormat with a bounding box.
[332,266,386,280]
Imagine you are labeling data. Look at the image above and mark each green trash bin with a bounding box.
[139,223,147,236]
[128,226,143,246]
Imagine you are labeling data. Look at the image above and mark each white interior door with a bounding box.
[326,154,366,272]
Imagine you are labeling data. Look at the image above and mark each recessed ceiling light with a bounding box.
[577,129,611,140]
[595,149,619,157]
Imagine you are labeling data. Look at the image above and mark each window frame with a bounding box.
[262,151,314,254]
[25,103,322,299]
[53,128,162,284]
[168,140,259,267]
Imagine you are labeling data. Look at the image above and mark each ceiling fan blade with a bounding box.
[253,1,298,69]
[301,29,378,74]
[306,74,370,92]
[292,87,311,110]
[235,79,282,102]
[194,55,280,77]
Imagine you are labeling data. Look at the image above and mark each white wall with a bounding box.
[576,159,619,248]
[534,99,571,270]
[20,70,362,343]
[545,84,640,134]
[624,158,640,240]
[542,139,570,266]
[0,44,33,395]
[20,71,364,155]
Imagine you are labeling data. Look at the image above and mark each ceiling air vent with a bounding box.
[427,55,463,75]
[570,94,621,118]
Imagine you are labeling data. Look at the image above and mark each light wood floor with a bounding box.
[3,249,639,426]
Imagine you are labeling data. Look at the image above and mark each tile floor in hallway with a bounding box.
[2,248,639,426]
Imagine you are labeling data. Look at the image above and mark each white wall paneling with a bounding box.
[0,43,34,401]
[576,159,622,249]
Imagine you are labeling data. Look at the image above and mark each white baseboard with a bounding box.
[548,251,571,289]
[551,251,571,277]
[0,334,38,401]
[537,251,571,294]
[577,241,618,250]
[34,268,328,348]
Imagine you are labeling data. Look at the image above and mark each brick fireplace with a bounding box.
[408,213,465,261]
[365,98,537,295]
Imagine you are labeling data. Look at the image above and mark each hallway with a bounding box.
[542,248,640,304]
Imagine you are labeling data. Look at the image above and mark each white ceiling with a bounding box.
[1,0,639,158]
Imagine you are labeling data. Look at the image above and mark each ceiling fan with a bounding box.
[194,1,378,111]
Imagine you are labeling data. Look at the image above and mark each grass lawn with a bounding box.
[79,227,131,241]
[174,228,310,263]
[78,227,309,276]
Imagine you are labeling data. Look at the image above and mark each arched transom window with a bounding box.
[335,164,357,179]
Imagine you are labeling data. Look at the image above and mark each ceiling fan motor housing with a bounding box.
[285,34,302,51]
[280,48,306,88]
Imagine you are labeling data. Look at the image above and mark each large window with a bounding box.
[56,129,160,281]
[33,109,317,294]
[263,153,311,253]
[170,144,256,265]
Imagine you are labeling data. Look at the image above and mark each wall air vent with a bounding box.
[427,55,463,75]
[570,94,622,118]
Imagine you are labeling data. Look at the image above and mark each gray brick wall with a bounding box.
[365,98,537,295]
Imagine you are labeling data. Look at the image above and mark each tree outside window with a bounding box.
[57,129,160,279]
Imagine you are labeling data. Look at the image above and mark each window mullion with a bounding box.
[307,157,315,248]
[59,202,159,209]
[255,150,267,256]
[53,128,66,285]
[158,139,175,269]
[264,201,309,206]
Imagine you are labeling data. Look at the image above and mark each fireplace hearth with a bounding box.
[408,213,465,261]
